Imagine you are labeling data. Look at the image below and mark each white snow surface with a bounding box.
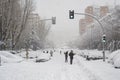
[108,50,120,68]
[0,51,23,63]
[0,49,120,80]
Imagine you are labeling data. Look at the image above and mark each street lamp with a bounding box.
[69,10,106,62]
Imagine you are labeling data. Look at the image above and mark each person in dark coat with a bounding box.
[60,50,62,54]
[50,50,53,57]
[69,50,75,65]
[46,51,49,53]
[64,51,68,62]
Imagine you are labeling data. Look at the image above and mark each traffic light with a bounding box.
[52,17,56,24]
[69,10,74,19]
[102,34,106,42]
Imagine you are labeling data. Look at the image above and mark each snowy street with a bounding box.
[1,0,120,80]
[1,50,120,80]
[0,51,102,80]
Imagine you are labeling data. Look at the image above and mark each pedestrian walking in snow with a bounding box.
[50,50,53,57]
[60,50,62,54]
[69,50,75,65]
[64,51,68,62]
[43,51,45,53]
[47,51,49,53]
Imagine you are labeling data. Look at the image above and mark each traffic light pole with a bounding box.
[103,42,105,61]
[40,17,56,25]
[70,11,106,62]
[0,56,1,66]
[74,13,105,34]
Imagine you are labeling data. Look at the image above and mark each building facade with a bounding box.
[79,6,109,35]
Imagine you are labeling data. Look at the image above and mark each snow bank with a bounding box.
[0,51,23,63]
[19,50,42,58]
[108,50,120,68]
[76,56,120,80]
[18,50,51,62]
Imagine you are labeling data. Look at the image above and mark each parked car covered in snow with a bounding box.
[36,53,51,62]
[108,50,120,68]
[79,50,104,60]
[19,50,42,59]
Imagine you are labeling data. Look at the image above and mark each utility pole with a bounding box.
[0,56,1,66]
[91,25,93,49]
[102,34,106,61]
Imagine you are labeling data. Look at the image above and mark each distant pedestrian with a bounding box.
[50,50,53,57]
[46,51,48,53]
[60,50,62,54]
[69,50,75,65]
[43,51,45,53]
[64,51,68,62]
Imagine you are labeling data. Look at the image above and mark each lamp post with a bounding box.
[69,10,106,62]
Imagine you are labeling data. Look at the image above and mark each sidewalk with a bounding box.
[76,56,120,80]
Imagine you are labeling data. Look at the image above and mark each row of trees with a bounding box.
[0,0,34,50]
[69,6,120,52]
[0,0,52,50]
[18,20,54,50]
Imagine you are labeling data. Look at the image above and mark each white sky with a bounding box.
[35,0,119,47]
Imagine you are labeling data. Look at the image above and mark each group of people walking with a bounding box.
[64,50,75,65]
[42,49,75,65]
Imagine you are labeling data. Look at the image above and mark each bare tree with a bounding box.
[13,0,34,49]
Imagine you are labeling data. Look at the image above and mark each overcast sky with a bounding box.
[35,0,119,47]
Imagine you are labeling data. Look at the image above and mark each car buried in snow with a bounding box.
[36,53,51,62]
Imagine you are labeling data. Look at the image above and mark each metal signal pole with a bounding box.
[69,10,106,62]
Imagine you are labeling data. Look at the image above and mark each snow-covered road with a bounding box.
[0,51,100,80]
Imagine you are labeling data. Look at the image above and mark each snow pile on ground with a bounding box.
[76,56,120,80]
[0,51,23,63]
[18,50,51,62]
[0,49,120,80]
[0,50,102,80]
[108,50,120,68]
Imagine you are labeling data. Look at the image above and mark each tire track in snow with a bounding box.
[75,56,102,80]
[60,64,91,80]
[52,53,99,80]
